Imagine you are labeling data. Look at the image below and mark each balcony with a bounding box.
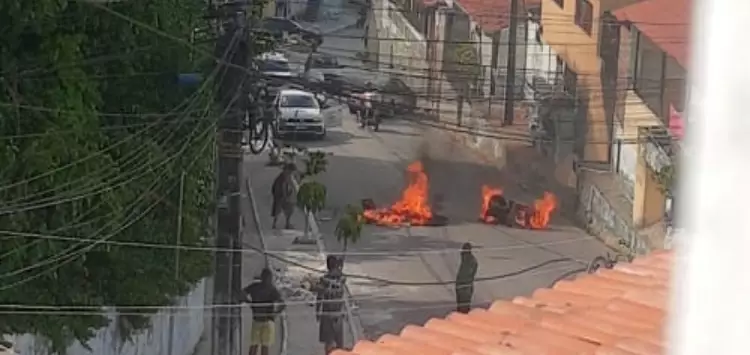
[638,126,673,174]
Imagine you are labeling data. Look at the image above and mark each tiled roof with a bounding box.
[614,0,691,68]
[447,0,541,33]
[332,250,673,355]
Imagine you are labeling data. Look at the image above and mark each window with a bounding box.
[280,94,319,108]
[563,66,578,97]
[553,0,564,8]
[634,35,665,120]
[630,30,688,125]
[575,0,594,35]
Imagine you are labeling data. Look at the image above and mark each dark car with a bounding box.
[308,52,340,69]
[256,17,322,46]
[323,69,416,117]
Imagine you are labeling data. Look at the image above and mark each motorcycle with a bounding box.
[353,91,381,131]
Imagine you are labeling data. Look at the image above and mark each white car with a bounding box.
[273,89,326,139]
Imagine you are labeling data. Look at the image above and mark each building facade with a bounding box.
[613,0,687,234]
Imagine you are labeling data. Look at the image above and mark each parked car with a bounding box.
[273,89,326,139]
[324,69,417,117]
[256,17,322,46]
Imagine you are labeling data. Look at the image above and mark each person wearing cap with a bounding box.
[271,163,296,229]
[455,242,478,313]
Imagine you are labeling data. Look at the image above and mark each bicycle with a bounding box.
[585,239,636,273]
[244,93,274,155]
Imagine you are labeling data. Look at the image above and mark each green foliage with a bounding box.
[0,0,271,351]
[301,151,329,178]
[654,163,676,194]
[297,181,327,215]
[335,205,365,253]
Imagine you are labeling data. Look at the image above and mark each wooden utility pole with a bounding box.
[503,0,520,126]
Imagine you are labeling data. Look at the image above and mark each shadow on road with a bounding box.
[281,128,359,149]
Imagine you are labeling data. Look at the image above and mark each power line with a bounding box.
[0,83,214,213]
[0,264,581,311]
[0,228,599,257]
[0,120,216,283]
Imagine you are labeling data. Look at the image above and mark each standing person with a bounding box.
[315,255,346,354]
[455,242,478,313]
[243,268,286,355]
[271,163,296,229]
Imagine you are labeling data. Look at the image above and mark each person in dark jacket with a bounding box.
[455,242,478,313]
[315,255,346,354]
[244,268,285,355]
[271,163,296,229]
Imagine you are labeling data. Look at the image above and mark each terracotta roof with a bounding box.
[614,0,691,68]
[448,0,541,33]
[332,250,673,355]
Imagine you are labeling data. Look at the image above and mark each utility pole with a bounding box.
[213,11,249,355]
[503,0,520,126]
[167,172,185,355]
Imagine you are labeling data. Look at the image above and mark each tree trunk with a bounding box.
[304,208,310,240]
[340,239,348,269]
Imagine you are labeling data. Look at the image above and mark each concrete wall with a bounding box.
[7,279,207,355]
[524,18,561,99]
[375,0,429,97]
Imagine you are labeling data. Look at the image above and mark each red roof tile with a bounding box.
[331,250,674,355]
[614,0,691,68]
[451,0,540,33]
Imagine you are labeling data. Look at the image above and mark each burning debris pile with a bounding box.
[480,185,558,230]
[363,161,445,226]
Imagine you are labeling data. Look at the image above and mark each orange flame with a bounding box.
[480,185,503,223]
[363,161,433,226]
[529,192,558,229]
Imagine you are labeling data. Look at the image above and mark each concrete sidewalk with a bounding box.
[244,153,358,355]
[191,161,284,355]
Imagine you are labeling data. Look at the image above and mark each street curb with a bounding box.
[245,176,289,355]
[290,175,366,346]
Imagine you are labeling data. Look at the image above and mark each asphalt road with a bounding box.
[256,110,611,340]
[240,1,610,343]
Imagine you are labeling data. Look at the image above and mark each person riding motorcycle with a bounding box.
[357,82,379,129]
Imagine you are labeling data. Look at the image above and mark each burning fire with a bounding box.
[529,192,558,229]
[479,185,558,230]
[481,185,503,223]
[363,161,433,226]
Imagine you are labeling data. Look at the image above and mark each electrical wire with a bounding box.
[0,35,250,290]
[0,228,599,256]
[0,117,215,282]
[0,264,581,313]
[0,30,239,211]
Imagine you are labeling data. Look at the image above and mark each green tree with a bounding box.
[294,150,329,243]
[0,0,269,351]
[335,204,365,264]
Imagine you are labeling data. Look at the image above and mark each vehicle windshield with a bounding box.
[259,59,290,73]
[279,94,318,108]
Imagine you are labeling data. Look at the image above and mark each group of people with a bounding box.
[243,255,348,355]
[242,243,479,355]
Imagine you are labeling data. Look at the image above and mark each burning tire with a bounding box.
[480,185,558,230]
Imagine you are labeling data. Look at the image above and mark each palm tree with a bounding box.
[335,204,365,265]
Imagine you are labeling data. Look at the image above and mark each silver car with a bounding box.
[273,89,326,139]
